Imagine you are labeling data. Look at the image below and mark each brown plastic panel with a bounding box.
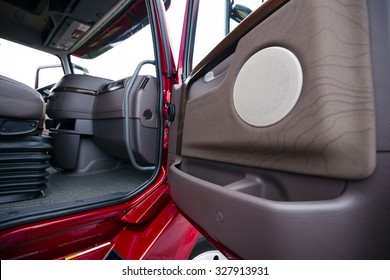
[46,74,112,120]
[179,158,346,202]
[181,0,376,180]
[170,153,390,259]
[94,75,158,128]
[50,133,80,169]
[369,0,390,151]
[93,76,158,164]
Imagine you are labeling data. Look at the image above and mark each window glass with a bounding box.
[35,66,66,88]
[165,0,186,64]
[192,0,227,68]
[192,0,267,68]
[0,39,62,88]
[71,24,155,81]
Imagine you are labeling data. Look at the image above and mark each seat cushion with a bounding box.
[0,75,45,120]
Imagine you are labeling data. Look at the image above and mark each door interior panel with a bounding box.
[177,158,346,202]
[182,0,376,180]
[169,0,390,259]
[170,154,390,259]
[370,1,390,151]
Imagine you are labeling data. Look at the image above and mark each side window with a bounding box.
[229,0,268,31]
[192,0,267,69]
[0,39,63,88]
[192,0,227,68]
[35,65,67,89]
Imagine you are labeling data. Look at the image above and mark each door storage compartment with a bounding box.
[177,158,345,202]
[0,135,52,203]
[169,155,390,259]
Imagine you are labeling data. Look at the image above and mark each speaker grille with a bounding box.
[143,109,153,120]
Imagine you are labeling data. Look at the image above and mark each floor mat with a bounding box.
[0,165,152,216]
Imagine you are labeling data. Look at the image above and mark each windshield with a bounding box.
[70,0,172,80]
[71,25,155,80]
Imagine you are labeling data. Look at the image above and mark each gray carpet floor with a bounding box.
[0,165,152,219]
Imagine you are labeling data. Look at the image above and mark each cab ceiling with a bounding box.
[0,0,123,54]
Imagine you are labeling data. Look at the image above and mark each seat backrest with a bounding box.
[0,75,45,135]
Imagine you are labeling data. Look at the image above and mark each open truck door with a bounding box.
[168,0,390,259]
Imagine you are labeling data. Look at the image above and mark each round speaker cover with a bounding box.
[233,46,303,127]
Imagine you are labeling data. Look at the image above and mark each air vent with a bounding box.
[139,77,150,90]
[143,109,153,120]
[102,79,126,92]
[101,83,110,91]
[116,79,125,87]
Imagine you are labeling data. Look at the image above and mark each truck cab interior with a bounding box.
[0,0,166,229]
[0,0,389,260]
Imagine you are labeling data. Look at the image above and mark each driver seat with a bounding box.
[0,75,45,135]
[0,75,52,203]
